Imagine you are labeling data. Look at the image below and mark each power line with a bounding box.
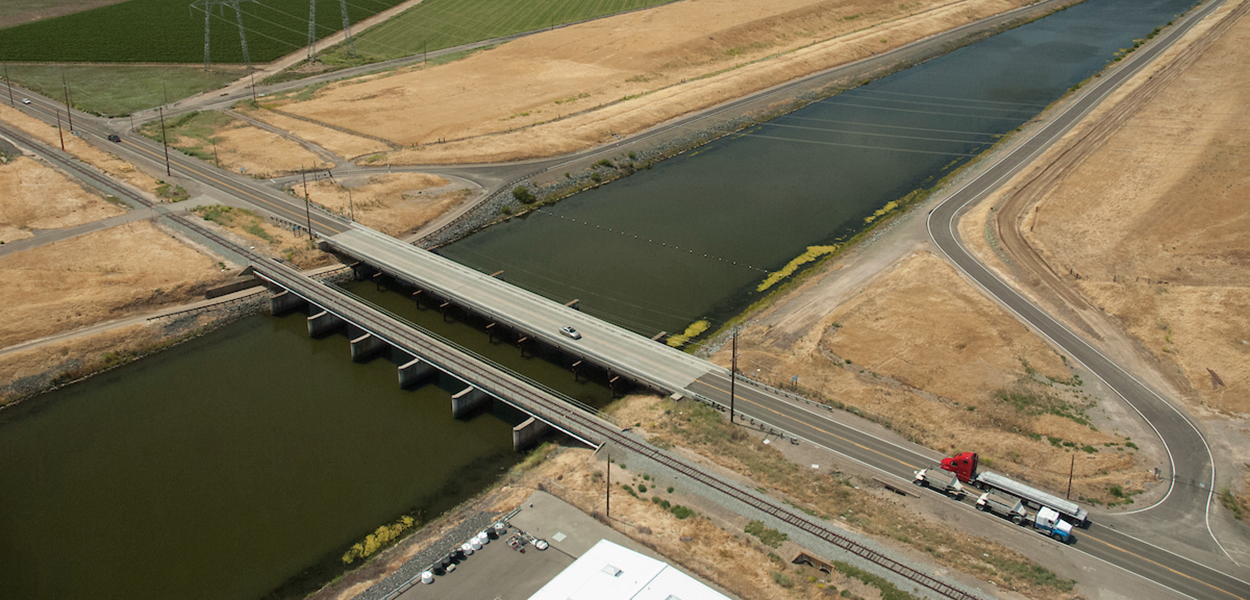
[836,91,1039,114]
[762,121,997,146]
[844,87,1050,108]
[778,115,1001,137]
[745,133,983,156]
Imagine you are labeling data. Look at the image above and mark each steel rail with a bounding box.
[0,123,982,600]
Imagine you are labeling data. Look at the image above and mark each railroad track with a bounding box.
[1,124,982,600]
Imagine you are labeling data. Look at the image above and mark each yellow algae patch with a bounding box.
[667,319,711,347]
[341,514,417,564]
[756,245,837,292]
[864,200,899,224]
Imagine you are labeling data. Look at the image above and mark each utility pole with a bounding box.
[55,111,65,150]
[423,41,427,65]
[302,166,314,241]
[61,72,73,131]
[214,143,220,168]
[1066,454,1075,499]
[158,105,172,176]
[4,64,13,107]
[605,453,611,519]
[347,187,354,220]
[162,81,168,106]
[250,71,257,102]
[729,330,738,422]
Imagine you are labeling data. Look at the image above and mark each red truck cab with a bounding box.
[941,451,978,483]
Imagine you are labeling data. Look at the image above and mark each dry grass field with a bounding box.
[0,221,228,349]
[0,155,125,244]
[259,0,1039,164]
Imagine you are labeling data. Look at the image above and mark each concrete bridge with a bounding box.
[321,227,721,398]
[254,259,611,452]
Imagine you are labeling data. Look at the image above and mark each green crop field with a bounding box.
[336,0,680,62]
[4,64,247,116]
[0,0,406,63]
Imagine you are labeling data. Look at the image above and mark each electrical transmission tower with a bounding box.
[306,0,317,62]
[305,0,356,62]
[338,0,355,56]
[191,0,258,72]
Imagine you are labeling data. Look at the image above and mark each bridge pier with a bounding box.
[269,290,305,316]
[451,386,490,418]
[513,417,552,451]
[307,310,345,338]
[398,357,437,388]
[350,333,387,362]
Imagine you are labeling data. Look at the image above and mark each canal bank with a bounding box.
[435,0,1202,350]
[415,0,1094,251]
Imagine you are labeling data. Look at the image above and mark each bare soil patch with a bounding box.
[303,173,470,237]
[267,0,1036,164]
[0,155,125,243]
[0,220,228,349]
[0,104,163,196]
[716,251,1148,505]
[961,1,1250,417]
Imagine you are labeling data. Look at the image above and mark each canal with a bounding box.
[0,0,1198,597]
[439,0,1197,342]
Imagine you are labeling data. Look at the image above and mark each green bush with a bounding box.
[670,505,694,519]
[745,520,788,548]
[512,186,536,204]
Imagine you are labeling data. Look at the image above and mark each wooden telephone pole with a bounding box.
[729,330,738,421]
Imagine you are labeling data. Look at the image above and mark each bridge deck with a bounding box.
[326,227,716,393]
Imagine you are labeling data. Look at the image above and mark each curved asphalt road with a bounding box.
[926,0,1229,572]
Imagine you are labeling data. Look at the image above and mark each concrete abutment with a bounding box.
[269,290,306,316]
[512,417,552,451]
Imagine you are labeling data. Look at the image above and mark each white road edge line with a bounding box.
[923,0,1232,563]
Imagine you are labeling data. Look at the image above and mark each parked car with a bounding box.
[107,134,121,143]
[559,326,582,340]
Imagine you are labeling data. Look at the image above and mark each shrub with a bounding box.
[512,186,536,204]
[670,504,694,519]
[745,520,788,548]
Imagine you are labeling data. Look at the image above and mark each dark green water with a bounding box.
[440,0,1197,340]
[0,0,1200,598]
[0,314,527,600]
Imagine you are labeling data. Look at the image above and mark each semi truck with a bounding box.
[977,493,1074,543]
[912,468,966,500]
[942,452,1090,528]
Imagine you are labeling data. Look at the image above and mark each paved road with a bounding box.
[687,372,1250,600]
[927,0,1228,561]
[329,209,1250,598]
[4,0,1246,595]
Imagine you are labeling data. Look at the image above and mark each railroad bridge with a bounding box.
[252,260,612,452]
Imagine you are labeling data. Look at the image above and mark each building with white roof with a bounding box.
[527,539,731,600]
